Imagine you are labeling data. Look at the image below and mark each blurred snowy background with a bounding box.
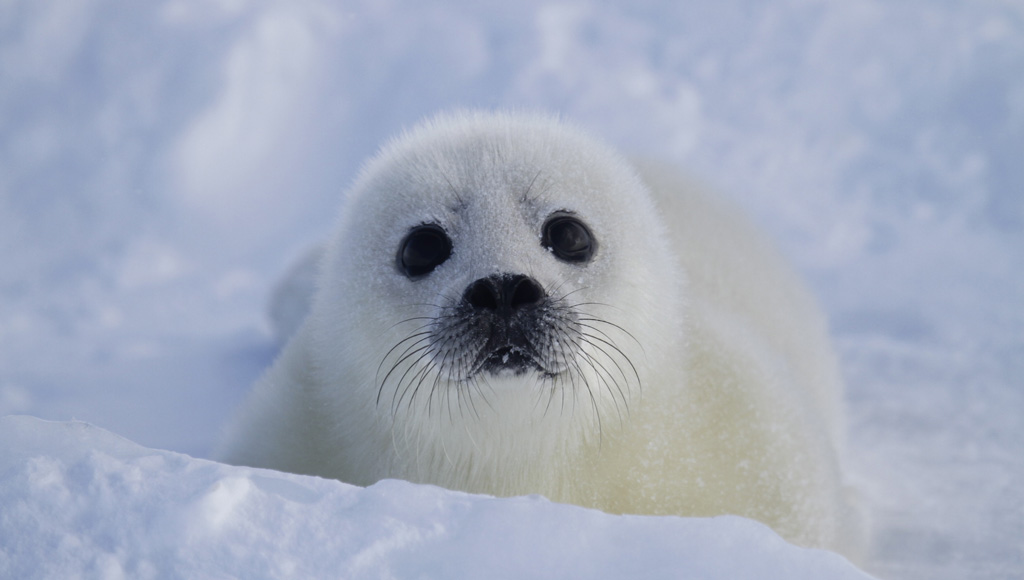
[1,1,1021,578]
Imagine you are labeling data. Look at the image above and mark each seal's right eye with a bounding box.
[398,224,452,278]
[542,213,596,264]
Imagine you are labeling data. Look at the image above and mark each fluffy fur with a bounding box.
[217,111,859,556]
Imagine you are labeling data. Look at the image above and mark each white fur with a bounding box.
[217,111,860,557]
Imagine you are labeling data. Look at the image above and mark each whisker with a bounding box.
[387,343,435,412]
[577,335,631,422]
[576,313,645,355]
[579,330,641,392]
[376,329,433,381]
[520,169,544,205]
[378,335,433,406]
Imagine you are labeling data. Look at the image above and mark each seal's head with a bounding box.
[308,111,682,486]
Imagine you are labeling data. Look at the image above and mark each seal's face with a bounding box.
[390,211,597,380]
[315,113,678,441]
[375,190,636,420]
[376,202,641,419]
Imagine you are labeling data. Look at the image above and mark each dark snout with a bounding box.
[461,273,547,374]
[462,273,546,315]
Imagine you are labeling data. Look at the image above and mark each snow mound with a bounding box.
[0,415,873,579]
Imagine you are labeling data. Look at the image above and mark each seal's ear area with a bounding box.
[397,224,453,279]
[541,212,597,264]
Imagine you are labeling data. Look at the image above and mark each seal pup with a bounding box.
[217,111,858,555]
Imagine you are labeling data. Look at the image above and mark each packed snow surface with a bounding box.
[0,416,872,579]
[1,1,1021,579]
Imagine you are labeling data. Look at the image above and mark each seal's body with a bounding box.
[218,111,856,554]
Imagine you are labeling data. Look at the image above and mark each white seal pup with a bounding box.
[217,111,859,555]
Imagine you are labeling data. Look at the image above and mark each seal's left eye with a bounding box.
[398,224,452,278]
[542,213,596,263]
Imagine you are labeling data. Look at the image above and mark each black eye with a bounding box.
[542,213,596,263]
[398,224,452,278]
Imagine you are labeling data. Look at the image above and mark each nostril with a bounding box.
[463,274,546,312]
[464,278,500,310]
[508,275,544,309]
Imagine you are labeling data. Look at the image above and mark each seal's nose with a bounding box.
[463,274,545,314]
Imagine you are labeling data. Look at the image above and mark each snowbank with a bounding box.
[0,416,872,579]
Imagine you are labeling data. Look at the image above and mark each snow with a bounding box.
[1,0,1021,578]
[0,416,871,579]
